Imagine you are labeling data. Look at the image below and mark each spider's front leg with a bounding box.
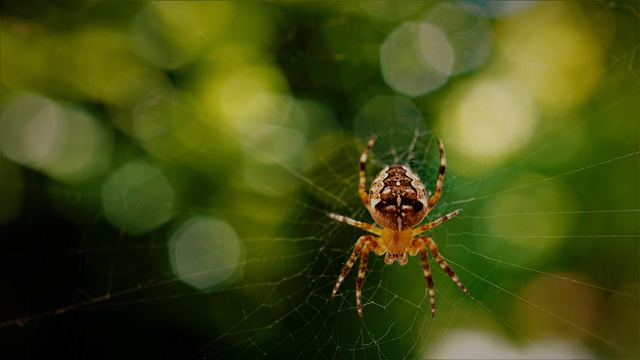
[331,235,384,318]
[422,236,469,295]
[418,245,437,318]
[355,245,370,318]
[416,236,469,317]
[331,235,373,298]
[407,239,437,318]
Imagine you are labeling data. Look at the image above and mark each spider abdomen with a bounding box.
[369,165,428,231]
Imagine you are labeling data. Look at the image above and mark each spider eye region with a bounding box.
[369,165,428,231]
[381,227,412,265]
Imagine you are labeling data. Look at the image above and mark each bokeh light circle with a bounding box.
[1,93,112,183]
[102,160,174,234]
[169,216,243,290]
[440,77,537,171]
[380,22,454,97]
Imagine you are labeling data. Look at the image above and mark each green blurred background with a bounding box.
[1,1,638,359]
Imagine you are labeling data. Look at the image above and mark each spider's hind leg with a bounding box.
[426,139,446,212]
[358,135,377,207]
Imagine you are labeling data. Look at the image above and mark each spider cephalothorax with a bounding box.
[328,135,469,318]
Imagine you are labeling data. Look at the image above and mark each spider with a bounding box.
[328,135,469,318]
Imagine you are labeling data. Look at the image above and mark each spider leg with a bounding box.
[426,139,446,213]
[418,244,437,318]
[331,235,373,298]
[412,209,462,235]
[358,135,377,207]
[356,244,370,318]
[419,236,469,296]
[327,213,382,236]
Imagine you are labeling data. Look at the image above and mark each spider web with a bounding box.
[1,1,639,359]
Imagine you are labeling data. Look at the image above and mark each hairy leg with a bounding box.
[331,235,374,297]
[412,209,462,235]
[327,213,381,236]
[358,135,377,206]
[426,139,446,212]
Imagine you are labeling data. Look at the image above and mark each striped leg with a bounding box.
[412,209,462,235]
[358,135,377,206]
[356,244,370,318]
[331,235,373,298]
[427,139,446,212]
[418,245,437,318]
[420,236,469,296]
[327,213,381,236]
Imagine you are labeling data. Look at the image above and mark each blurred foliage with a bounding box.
[1,1,638,359]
